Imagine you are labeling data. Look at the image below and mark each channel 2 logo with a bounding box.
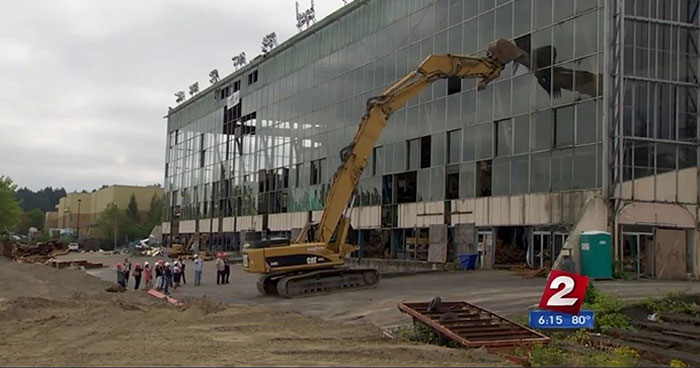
[538,270,590,315]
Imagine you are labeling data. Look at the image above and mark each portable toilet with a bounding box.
[579,231,613,279]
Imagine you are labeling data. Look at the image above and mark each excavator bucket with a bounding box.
[486,39,527,66]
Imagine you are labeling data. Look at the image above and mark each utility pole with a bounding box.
[77,199,81,242]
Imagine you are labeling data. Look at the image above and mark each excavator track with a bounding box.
[257,268,380,298]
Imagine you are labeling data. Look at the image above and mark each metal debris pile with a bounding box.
[399,297,549,349]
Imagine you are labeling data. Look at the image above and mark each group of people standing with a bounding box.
[115,253,226,293]
[215,252,231,285]
[116,258,149,290]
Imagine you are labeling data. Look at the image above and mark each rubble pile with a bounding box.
[10,241,66,263]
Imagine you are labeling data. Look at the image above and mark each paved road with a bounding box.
[60,252,700,328]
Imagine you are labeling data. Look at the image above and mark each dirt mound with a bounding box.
[3,296,71,310]
[105,284,126,293]
[0,257,510,366]
[0,296,75,322]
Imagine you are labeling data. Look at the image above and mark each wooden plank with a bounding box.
[654,228,687,280]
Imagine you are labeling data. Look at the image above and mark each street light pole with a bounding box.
[77,199,82,242]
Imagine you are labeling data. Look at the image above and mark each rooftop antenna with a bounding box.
[188,82,199,96]
[261,32,278,54]
[174,91,185,103]
[209,69,220,84]
[296,0,315,32]
[232,52,247,70]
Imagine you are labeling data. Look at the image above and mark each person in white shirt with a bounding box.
[193,254,203,286]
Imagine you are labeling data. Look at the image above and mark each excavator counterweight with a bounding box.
[242,39,525,298]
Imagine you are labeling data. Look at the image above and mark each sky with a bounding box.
[0,0,342,192]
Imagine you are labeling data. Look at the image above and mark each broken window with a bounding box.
[445,164,460,200]
[233,80,241,92]
[310,159,322,185]
[382,175,393,205]
[281,167,289,189]
[492,158,510,196]
[381,205,397,227]
[447,77,461,95]
[476,160,492,197]
[295,163,302,187]
[199,134,206,168]
[496,119,513,157]
[373,146,384,176]
[447,129,462,164]
[420,136,431,168]
[395,171,417,203]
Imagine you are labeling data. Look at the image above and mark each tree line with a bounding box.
[96,193,162,248]
[1,175,162,247]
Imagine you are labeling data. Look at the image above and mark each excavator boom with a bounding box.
[314,39,524,245]
[242,39,525,297]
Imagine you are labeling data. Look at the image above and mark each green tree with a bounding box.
[26,208,44,230]
[134,194,163,238]
[0,176,22,232]
[147,194,163,225]
[97,202,127,249]
[17,208,45,234]
[126,194,139,222]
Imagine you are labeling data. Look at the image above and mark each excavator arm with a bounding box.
[312,39,525,246]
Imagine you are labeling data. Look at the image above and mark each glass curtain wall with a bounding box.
[165,0,610,223]
[621,0,699,190]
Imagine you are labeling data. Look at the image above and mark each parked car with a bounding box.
[68,243,80,252]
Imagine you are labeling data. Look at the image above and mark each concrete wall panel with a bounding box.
[222,217,234,232]
[509,195,524,225]
[179,220,196,234]
[619,202,696,228]
[678,168,697,204]
[634,175,655,201]
[656,171,677,202]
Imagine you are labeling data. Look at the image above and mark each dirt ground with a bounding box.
[0,257,509,366]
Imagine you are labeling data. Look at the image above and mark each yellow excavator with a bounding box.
[243,39,526,298]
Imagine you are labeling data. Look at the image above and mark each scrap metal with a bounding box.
[398,300,549,348]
